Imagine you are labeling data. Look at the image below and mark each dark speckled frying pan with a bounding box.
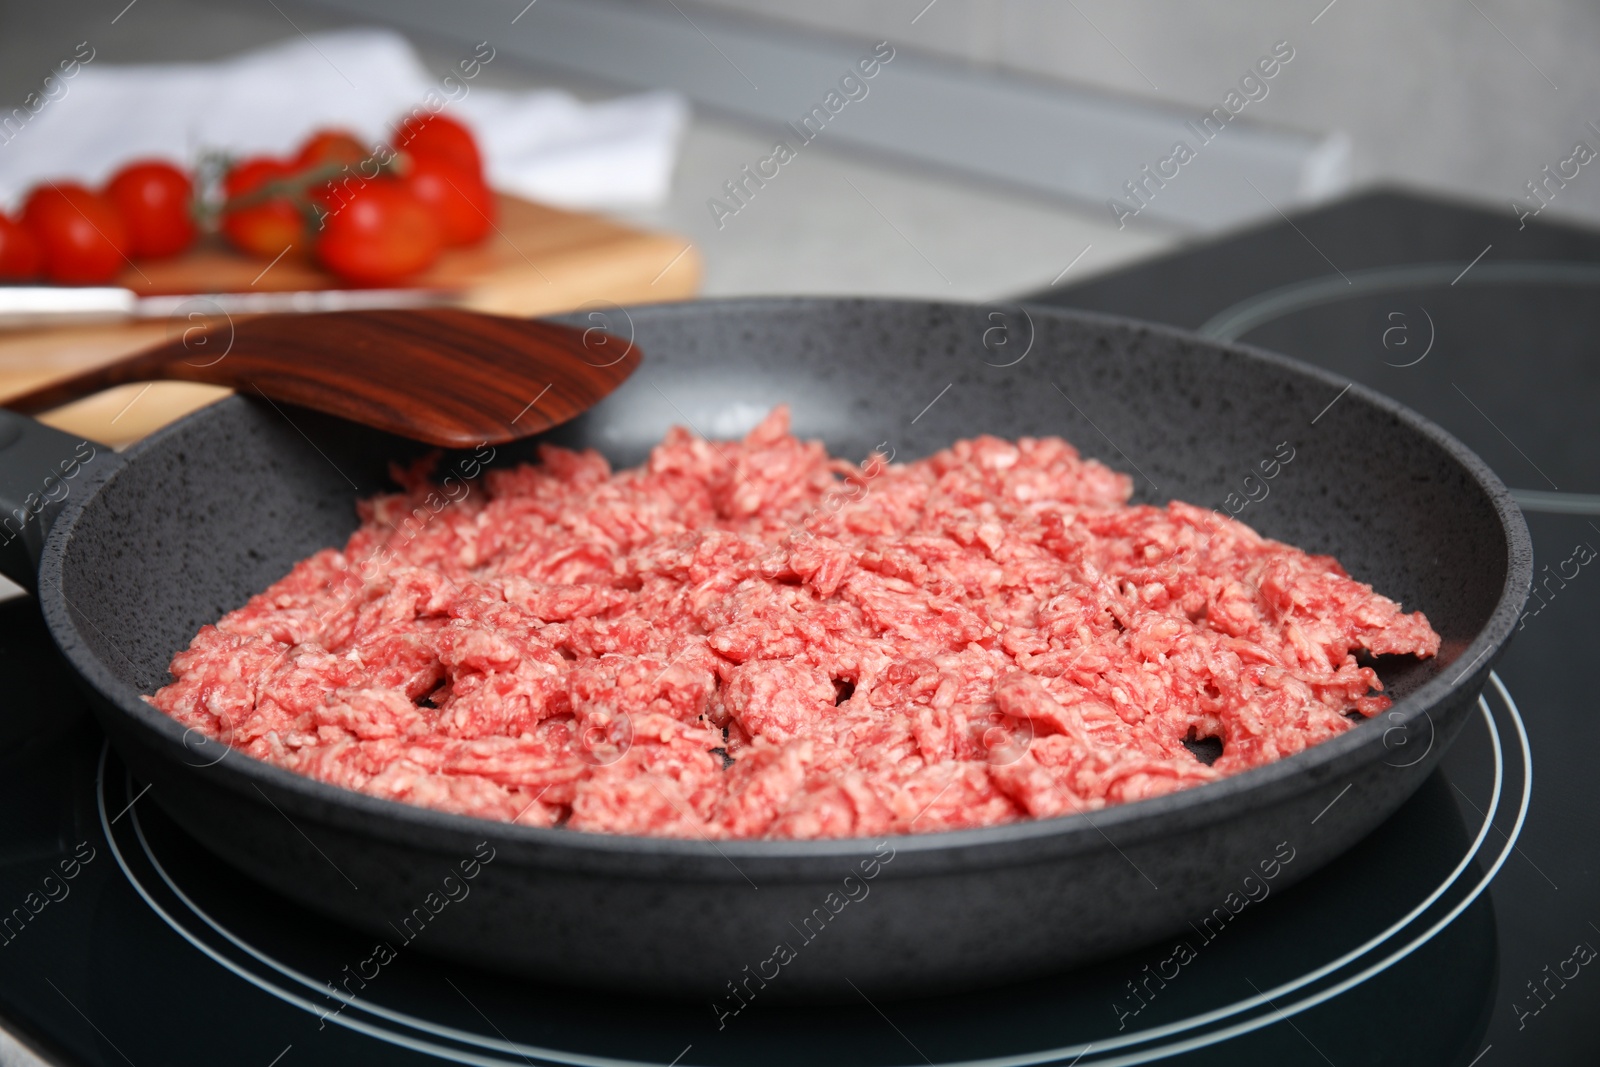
[0,298,1529,1001]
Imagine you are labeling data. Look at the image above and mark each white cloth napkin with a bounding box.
[0,28,688,212]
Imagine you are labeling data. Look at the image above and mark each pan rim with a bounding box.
[35,296,1532,866]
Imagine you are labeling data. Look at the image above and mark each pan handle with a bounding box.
[0,409,113,593]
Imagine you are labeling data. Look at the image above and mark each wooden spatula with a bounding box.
[2,308,639,448]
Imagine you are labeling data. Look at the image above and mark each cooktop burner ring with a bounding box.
[1194,261,1600,517]
[1195,260,1600,343]
[95,673,1530,1067]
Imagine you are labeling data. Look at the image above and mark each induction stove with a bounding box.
[0,188,1594,1066]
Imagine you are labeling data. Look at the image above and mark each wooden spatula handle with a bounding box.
[2,308,641,448]
[5,347,186,415]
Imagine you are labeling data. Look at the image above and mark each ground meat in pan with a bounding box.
[148,407,1440,839]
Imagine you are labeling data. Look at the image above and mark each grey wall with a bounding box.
[6,0,1596,236]
[691,0,1600,229]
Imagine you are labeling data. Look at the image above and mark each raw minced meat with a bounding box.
[148,407,1439,839]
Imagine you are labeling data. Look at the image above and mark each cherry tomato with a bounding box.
[0,211,41,280]
[295,129,370,170]
[393,113,483,176]
[220,157,305,258]
[399,153,494,246]
[315,180,441,285]
[20,182,129,284]
[104,160,196,258]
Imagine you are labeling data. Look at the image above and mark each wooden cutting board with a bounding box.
[0,194,700,447]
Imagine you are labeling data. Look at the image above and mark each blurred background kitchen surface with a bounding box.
[4,0,1594,303]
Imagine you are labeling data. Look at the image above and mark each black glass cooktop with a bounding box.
[1,188,1595,1066]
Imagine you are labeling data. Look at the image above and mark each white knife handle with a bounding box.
[0,287,137,330]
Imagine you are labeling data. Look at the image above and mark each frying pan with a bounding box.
[0,298,1529,1001]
